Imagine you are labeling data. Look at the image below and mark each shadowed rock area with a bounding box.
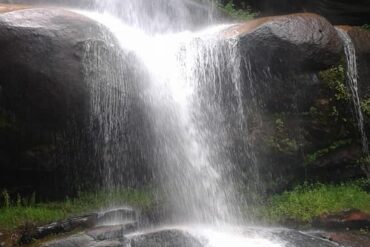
[0,5,151,198]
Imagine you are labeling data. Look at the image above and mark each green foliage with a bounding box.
[267,117,298,154]
[319,64,349,102]
[361,98,370,116]
[362,24,370,31]
[0,188,154,230]
[217,0,256,21]
[263,180,370,223]
[1,189,10,208]
[304,139,352,165]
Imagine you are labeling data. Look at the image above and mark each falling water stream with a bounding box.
[75,0,285,245]
[336,29,370,176]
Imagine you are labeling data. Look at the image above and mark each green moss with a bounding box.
[217,0,256,21]
[362,24,370,31]
[319,64,349,102]
[361,98,370,116]
[262,180,370,223]
[267,117,298,155]
[0,188,154,230]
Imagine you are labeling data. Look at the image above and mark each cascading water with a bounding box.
[337,29,370,176]
[81,11,245,224]
[75,0,281,246]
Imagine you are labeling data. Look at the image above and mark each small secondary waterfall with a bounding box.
[337,29,370,175]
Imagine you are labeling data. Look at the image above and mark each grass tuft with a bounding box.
[0,188,153,230]
[262,180,370,223]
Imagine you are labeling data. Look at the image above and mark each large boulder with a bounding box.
[225,13,343,73]
[0,5,150,198]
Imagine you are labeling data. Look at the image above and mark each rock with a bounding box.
[42,234,95,247]
[20,214,98,244]
[127,229,203,247]
[86,223,137,241]
[242,228,338,247]
[0,3,30,13]
[318,231,370,247]
[313,209,370,230]
[0,6,118,131]
[93,240,123,247]
[0,5,149,197]
[97,208,137,226]
[225,13,342,73]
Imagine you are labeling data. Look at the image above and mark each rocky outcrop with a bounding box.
[313,209,370,230]
[224,14,370,193]
[225,13,343,73]
[0,5,150,198]
[42,227,342,247]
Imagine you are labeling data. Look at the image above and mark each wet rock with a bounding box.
[312,209,370,230]
[86,223,137,241]
[20,214,98,244]
[93,240,123,247]
[0,5,147,197]
[127,229,204,247]
[0,3,30,13]
[225,13,343,73]
[42,234,95,247]
[318,231,370,247]
[97,208,137,226]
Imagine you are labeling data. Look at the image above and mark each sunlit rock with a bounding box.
[224,13,343,73]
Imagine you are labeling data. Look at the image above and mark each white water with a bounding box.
[336,29,369,155]
[77,0,282,246]
[83,11,237,223]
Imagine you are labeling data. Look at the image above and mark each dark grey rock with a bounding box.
[20,214,98,244]
[127,229,204,247]
[97,208,137,226]
[41,234,95,247]
[225,13,343,74]
[243,228,339,247]
[87,223,137,241]
[92,240,123,247]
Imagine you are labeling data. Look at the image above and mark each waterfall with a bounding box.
[73,0,264,224]
[336,29,370,175]
[74,1,283,246]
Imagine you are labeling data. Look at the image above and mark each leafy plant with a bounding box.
[362,24,370,31]
[304,139,352,165]
[217,0,256,21]
[319,64,349,102]
[267,117,298,154]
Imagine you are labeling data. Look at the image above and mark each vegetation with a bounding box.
[362,24,370,31]
[217,0,256,21]
[262,180,370,223]
[0,188,153,230]
[267,117,298,155]
[304,139,352,165]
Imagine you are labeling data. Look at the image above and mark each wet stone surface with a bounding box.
[41,227,348,247]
